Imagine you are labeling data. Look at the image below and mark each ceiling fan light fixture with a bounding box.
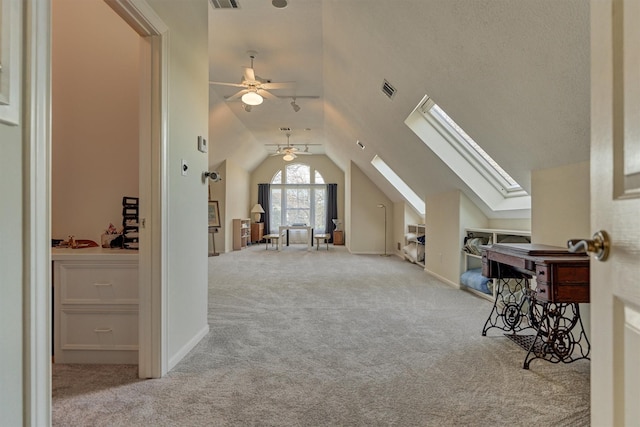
[241,91,263,106]
[283,153,295,161]
[243,103,252,112]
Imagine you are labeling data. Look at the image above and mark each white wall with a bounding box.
[349,162,393,254]
[52,0,140,242]
[223,159,251,252]
[0,124,23,426]
[425,190,461,286]
[146,0,210,368]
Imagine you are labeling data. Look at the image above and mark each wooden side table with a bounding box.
[333,230,344,245]
[251,222,264,243]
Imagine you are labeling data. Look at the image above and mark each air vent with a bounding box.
[381,79,396,99]
[279,127,291,132]
[210,0,239,9]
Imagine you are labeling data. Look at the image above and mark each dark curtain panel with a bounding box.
[258,183,270,234]
[326,183,338,243]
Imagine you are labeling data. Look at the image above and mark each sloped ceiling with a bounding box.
[208,0,590,218]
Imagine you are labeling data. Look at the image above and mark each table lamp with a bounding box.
[251,204,265,223]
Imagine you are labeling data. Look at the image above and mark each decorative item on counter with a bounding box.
[122,196,139,250]
[57,235,99,249]
[101,223,121,248]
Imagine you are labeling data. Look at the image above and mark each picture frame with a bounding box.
[208,200,220,228]
[0,0,22,126]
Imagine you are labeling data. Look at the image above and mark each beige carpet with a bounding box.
[52,245,589,426]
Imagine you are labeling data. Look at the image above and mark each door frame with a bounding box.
[105,0,170,380]
[25,0,169,423]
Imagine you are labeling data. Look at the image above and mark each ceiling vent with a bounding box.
[210,0,240,9]
[381,79,396,99]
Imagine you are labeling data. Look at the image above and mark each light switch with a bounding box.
[198,136,208,153]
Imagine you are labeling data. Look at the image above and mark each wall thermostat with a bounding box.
[198,136,208,153]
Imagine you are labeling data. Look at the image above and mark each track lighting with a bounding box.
[290,98,301,112]
[243,103,252,112]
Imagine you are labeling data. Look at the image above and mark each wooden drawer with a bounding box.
[59,308,138,350]
[535,263,590,303]
[58,262,138,304]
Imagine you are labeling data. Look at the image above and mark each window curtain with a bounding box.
[325,183,338,243]
[258,183,270,235]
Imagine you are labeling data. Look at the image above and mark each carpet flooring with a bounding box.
[52,244,590,426]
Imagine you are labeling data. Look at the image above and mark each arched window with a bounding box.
[269,163,326,234]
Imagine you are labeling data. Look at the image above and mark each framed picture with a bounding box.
[0,0,22,125]
[208,200,220,228]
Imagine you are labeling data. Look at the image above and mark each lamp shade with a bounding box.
[251,204,265,214]
[241,91,263,106]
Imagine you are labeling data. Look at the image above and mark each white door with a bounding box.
[591,0,640,425]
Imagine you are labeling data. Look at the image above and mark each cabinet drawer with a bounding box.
[58,263,138,304]
[59,308,138,350]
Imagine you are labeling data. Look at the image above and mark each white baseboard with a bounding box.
[167,324,209,371]
[424,269,460,289]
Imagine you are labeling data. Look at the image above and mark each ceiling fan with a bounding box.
[267,133,318,161]
[209,51,294,106]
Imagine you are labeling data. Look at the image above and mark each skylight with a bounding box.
[405,95,530,213]
[429,103,521,192]
[371,155,425,215]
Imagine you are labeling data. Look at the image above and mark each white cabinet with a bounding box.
[52,248,138,364]
[460,228,531,300]
[403,224,426,267]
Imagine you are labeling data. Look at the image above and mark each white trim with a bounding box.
[406,101,531,213]
[105,0,169,378]
[0,0,21,124]
[167,325,210,371]
[425,269,461,289]
[24,0,51,424]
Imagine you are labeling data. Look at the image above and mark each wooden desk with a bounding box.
[481,243,590,369]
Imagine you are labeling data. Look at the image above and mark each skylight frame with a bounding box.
[371,155,425,215]
[419,97,526,198]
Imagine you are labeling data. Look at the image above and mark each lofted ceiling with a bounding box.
[207,0,590,218]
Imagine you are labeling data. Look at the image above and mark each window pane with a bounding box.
[272,170,282,184]
[286,188,310,225]
[270,188,282,233]
[314,171,324,184]
[314,187,326,232]
[286,163,310,184]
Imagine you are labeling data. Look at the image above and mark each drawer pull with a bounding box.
[93,282,113,287]
[538,270,545,275]
[94,328,113,333]
[537,288,546,294]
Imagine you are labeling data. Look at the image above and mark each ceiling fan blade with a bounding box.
[209,81,246,88]
[243,67,256,82]
[260,82,296,90]
[257,89,279,100]
[226,89,249,101]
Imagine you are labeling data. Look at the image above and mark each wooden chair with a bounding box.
[313,233,330,250]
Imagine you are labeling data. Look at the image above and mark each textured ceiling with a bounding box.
[208,0,590,217]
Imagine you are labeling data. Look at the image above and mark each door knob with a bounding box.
[567,230,610,261]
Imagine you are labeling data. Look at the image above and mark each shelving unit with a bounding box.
[403,224,426,267]
[233,218,251,250]
[461,228,531,301]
